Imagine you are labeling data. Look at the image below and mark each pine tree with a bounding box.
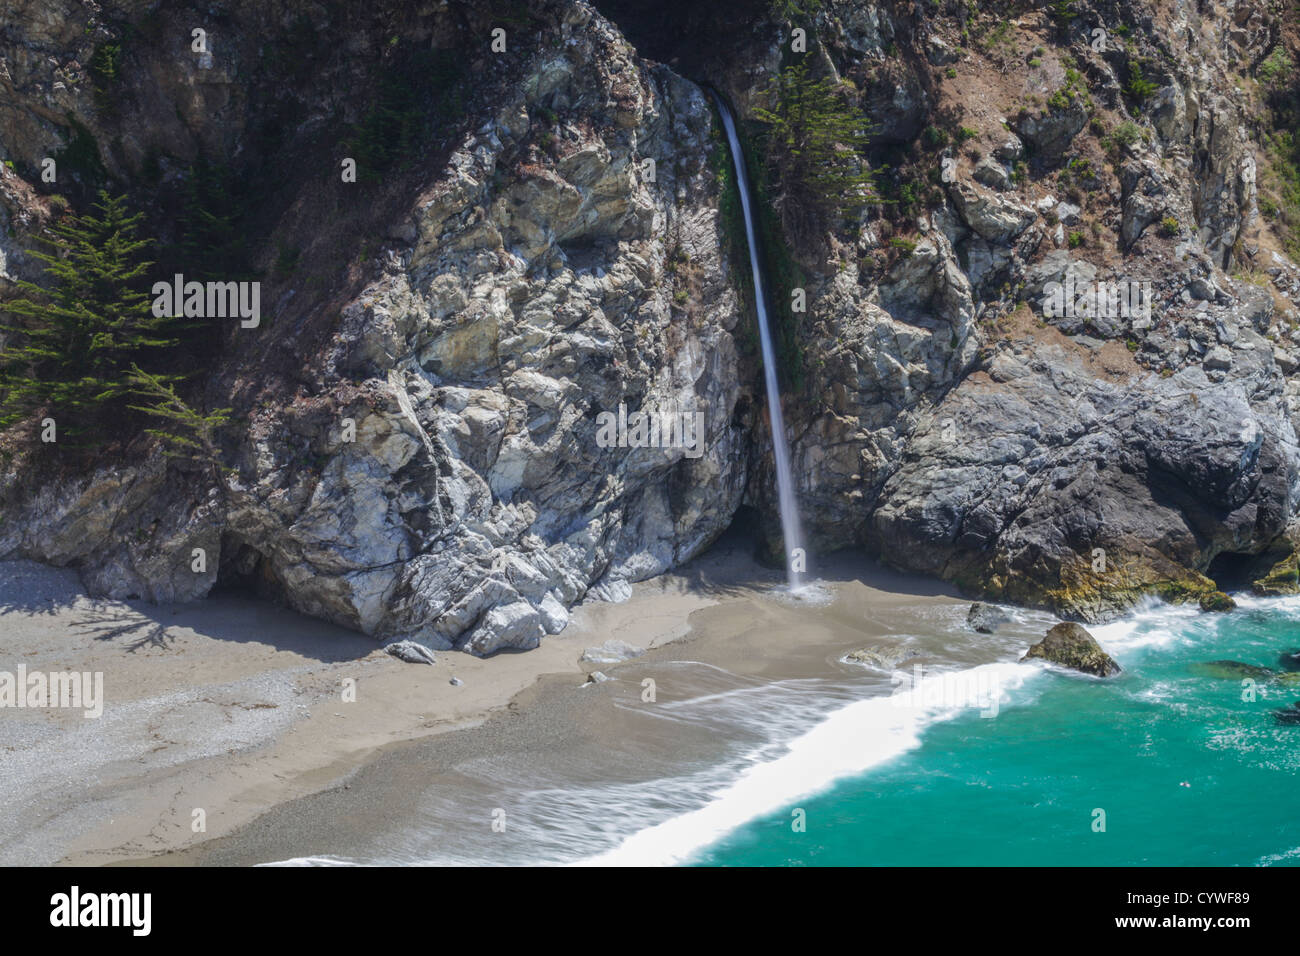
[0,191,179,434]
[178,156,248,281]
[753,64,880,242]
[126,363,233,490]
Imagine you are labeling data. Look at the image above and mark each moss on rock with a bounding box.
[1022,622,1122,677]
[1198,590,1236,612]
[1252,548,1300,597]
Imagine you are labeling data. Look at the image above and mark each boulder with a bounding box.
[384,639,438,665]
[462,600,546,656]
[1272,702,1300,725]
[1198,590,1236,612]
[845,644,920,670]
[967,602,1010,633]
[949,181,1038,243]
[1021,622,1122,676]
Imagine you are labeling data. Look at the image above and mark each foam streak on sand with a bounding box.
[579,660,1029,867]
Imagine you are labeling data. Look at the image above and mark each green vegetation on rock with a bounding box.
[0,192,181,438]
[753,63,879,244]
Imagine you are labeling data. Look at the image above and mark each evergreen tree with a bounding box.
[177,156,248,281]
[127,363,233,490]
[0,191,179,433]
[753,64,880,241]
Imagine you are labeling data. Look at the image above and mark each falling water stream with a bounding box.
[711,92,806,588]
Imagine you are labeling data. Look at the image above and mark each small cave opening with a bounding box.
[721,502,785,570]
[1206,550,1259,592]
[211,532,287,604]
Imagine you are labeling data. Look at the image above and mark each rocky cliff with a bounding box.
[3,0,1300,648]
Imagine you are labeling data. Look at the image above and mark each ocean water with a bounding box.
[688,596,1300,867]
[267,591,1300,867]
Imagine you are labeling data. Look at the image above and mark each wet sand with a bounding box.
[1,536,1029,866]
[154,552,1007,866]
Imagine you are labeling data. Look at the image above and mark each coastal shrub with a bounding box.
[1125,61,1159,108]
[771,0,822,17]
[1049,0,1077,27]
[1159,216,1180,237]
[1260,48,1293,88]
[0,192,183,438]
[176,156,253,281]
[923,125,949,148]
[87,41,123,111]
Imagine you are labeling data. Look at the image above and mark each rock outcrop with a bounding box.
[967,602,1009,634]
[0,0,755,655]
[845,644,920,669]
[1022,622,1122,677]
[4,0,1300,650]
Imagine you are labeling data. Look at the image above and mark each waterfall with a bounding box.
[711,92,806,589]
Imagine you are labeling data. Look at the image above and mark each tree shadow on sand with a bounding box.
[73,611,176,652]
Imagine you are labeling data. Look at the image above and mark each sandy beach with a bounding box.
[1,531,1038,867]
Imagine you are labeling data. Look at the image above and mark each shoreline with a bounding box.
[2,536,1061,867]
[0,534,781,865]
[140,553,1028,867]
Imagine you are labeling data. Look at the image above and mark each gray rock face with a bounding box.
[3,0,1300,649]
[0,5,753,656]
[1022,622,1122,677]
[1014,97,1088,160]
[868,331,1297,622]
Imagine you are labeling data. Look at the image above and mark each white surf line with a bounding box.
[576,659,1031,867]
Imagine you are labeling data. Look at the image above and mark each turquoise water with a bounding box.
[692,599,1300,866]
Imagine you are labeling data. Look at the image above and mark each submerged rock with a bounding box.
[1021,622,1122,677]
[1198,590,1236,612]
[967,602,1010,634]
[1189,660,1276,680]
[845,644,920,670]
[1272,702,1300,725]
[1279,649,1300,672]
[384,640,437,665]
